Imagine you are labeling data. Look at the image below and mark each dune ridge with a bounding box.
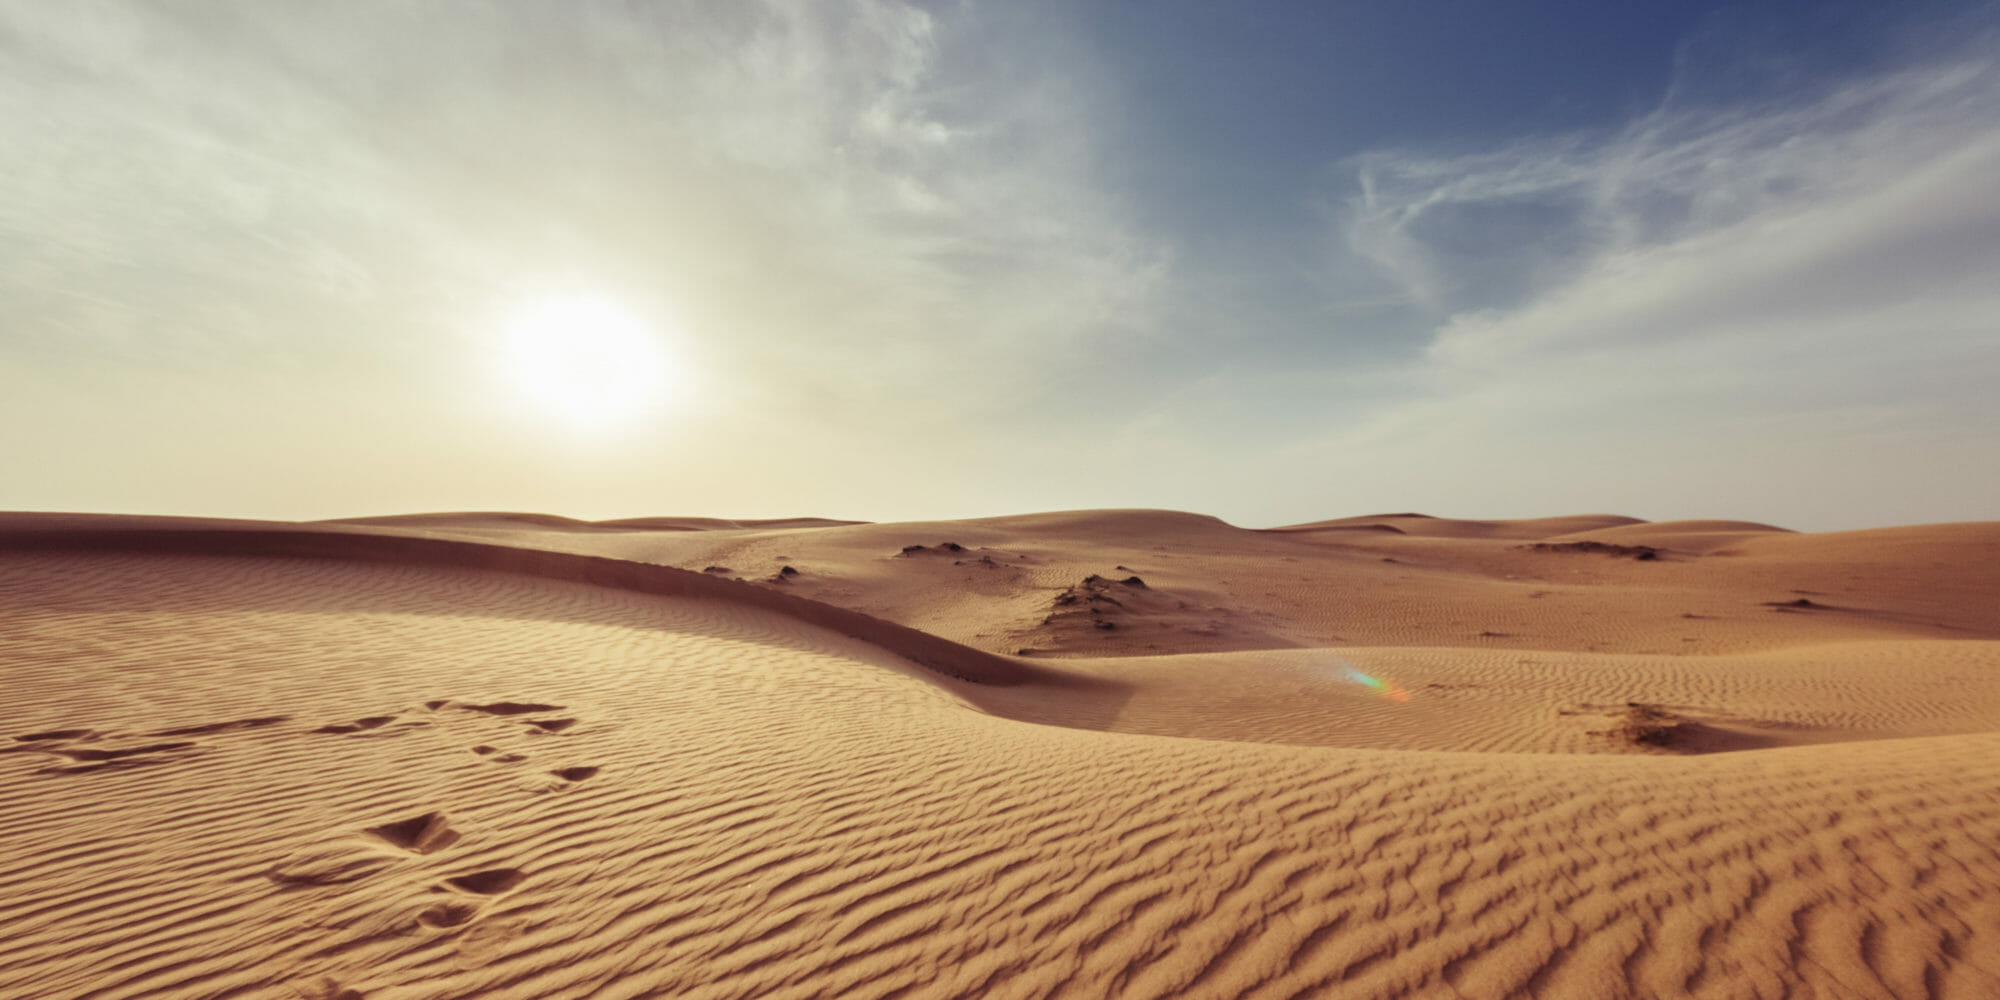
[0,515,1048,689]
[324,512,867,533]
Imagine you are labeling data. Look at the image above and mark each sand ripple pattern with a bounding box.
[2,553,1998,999]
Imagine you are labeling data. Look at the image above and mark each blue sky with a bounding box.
[2,1,1996,529]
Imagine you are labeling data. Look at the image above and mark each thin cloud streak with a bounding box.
[1273,42,2000,528]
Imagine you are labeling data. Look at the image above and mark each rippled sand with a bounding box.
[3,512,1997,999]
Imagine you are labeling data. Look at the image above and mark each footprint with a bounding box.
[462,702,564,717]
[314,716,398,735]
[490,753,528,764]
[471,745,500,756]
[12,728,97,742]
[364,812,461,855]
[454,918,525,970]
[524,718,576,733]
[550,766,599,783]
[27,741,202,774]
[445,868,527,895]
[417,901,480,929]
[291,977,365,1000]
[54,742,197,761]
[148,715,290,737]
[265,844,394,888]
[3,732,203,773]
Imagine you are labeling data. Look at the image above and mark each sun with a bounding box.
[499,294,674,428]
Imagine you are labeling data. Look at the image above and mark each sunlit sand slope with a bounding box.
[1011,640,2000,753]
[4,539,1999,999]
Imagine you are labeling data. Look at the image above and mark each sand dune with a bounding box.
[3,510,1998,999]
[456,508,2000,657]
[1274,512,1649,540]
[326,512,867,534]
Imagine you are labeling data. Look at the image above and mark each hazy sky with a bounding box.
[4,1,1997,530]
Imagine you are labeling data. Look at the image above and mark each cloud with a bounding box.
[0,1,1167,403]
[1276,32,2000,528]
[0,0,1183,518]
[1343,50,2000,319]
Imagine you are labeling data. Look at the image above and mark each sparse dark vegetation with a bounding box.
[1522,541,1661,560]
[1593,703,1687,748]
[897,542,966,556]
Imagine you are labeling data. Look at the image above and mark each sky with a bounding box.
[3,0,1997,531]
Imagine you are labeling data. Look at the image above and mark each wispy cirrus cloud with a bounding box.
[1265,30,2000,527]
[1343,48,2000,322]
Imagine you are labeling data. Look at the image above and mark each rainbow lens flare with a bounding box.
[1344,667,1412,702]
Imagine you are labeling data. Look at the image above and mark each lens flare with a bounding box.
[1343,667,1412,702]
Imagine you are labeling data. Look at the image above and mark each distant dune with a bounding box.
[325,511,868,533]
[1274,511,1649,539]
[4,509,1998,998]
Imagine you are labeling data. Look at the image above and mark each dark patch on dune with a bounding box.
[315,715,397,734]
[1042,575,1162,639]
[1585,703,1782,754]
[1765,598,1832,612]
[898,541,967,557]
[147,715,291,737]
[1596,703,1686,747]
[14,729,96,742]
[53,742,197,761]
[1523,541,1661,560]
[463,702,565,716]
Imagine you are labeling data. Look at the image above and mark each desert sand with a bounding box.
[2,509,1997,999]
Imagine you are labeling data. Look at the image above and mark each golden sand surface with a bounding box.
[2,511,1997,999]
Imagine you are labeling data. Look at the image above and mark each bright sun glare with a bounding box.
[501,295,672,428]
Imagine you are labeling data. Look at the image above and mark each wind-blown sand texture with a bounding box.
[3,510,1997,999]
